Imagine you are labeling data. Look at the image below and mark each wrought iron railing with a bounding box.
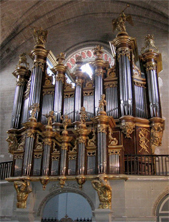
[0,155,169,180]
[124,155,169,176]
[41,218,92,222]
[0,161,13,180]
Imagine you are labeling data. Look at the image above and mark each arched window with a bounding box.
[156,194,169,222]
[42,192,92,221]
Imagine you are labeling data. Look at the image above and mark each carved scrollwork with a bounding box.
[151,123,164,147]
[35,134,43,150]
[78,136,86,144]
[87,129,96,147]
[92,175,112,209]
[18,135,26,151]
[138,128,150,154]
[121,122,135,138]
[14,180,32,208]
[108,127,118,146]
[97,124,107,134]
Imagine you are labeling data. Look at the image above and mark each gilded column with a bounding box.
[95,95,109,174]
[141,35,162,118]
[93,45,104,115]
[22,104,40,176]
[51,53,66,122]
[11,53,30,128]
[29,27,48,120]
[74,56,84,122]
[42,111,55,176]
[59,115,72,186]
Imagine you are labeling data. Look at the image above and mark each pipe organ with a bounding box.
[6,11,165,209]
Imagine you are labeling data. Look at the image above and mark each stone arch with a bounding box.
[37,186,95,217]
[152,187,169,216]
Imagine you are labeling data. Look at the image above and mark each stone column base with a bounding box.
[93,209,113,222]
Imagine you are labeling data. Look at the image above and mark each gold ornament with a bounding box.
[92,175,112,209]
[138,128,150,153]
[151,123,164,147]
[121,122,135,138]
[14,180,32,208]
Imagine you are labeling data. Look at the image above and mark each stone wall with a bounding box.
[0,176,168,222]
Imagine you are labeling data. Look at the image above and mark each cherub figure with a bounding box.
[79,107,87,124]
[29,103,39,118]
[14,180,32,208]
[44,111,55,126]
[99,94,107,112]
[61,115,71,131]
[112,4,133,32]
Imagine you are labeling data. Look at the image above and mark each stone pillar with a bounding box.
[93,209,113,222]
[51,53,66,122]
[141,34,162,118]
[29,27,48,120]
[93,45,104,115]
[11,54,30,129]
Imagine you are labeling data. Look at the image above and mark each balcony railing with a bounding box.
[0,155,169,180]
[124,155,169,176]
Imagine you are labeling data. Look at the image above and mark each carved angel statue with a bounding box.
[6,134,18,153]
[61,114,71,131]
[92,175,112,209]
[141,34,159,54]
[18,53,29,68]
[33,27,48,45]
[79,107,87,124]
[44,110,56,126]
[112,4,134,32]
[14,180,32,208]
[99,94,107,112]
[29,103,39,118]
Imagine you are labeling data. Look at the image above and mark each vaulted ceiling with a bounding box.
[1,0,169,68]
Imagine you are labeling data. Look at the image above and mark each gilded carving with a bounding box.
[92,175,112,209]
[33,27,48,46]
[14,180,32,208]
[35,134,43,150]
[121,122,135,138]
[6,134,18,153]
[87,151,96,156]
[61,115,71,131]
[87,129,96,147]
[18,135,26,151]
[44,110,55,126]
[151,123,164,147]
[78,136,86,144]
[104,81,118,89]
[97,124,107,134]
[98,94,107,112]
[79,107,87,124]
[24,76,31,99]
[108,149,120,156]
[14,154,23,159]
[16,77,26,86]
[107,66,116,79]
[134,80,146,88]
[108,127,118,146]
[29,103,39,118]
[93,45,103,59]
[34,154,42,159]
[138,128,150,153]
[26,129,35,138]
[141,34,159,54]
[76,78,83,87]
[112,5,133,32]
[33,61,45,72]
[146,61,157,72]
[17,53,29,68]
[117,47,130,60]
